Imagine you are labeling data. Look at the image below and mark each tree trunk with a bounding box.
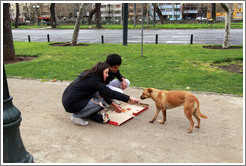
[88,7,96,25]
[71,3,86,45]
[153,5,156,27]
[220,3,231,48]
[95,3,102,29]
[50,3,56,28]
[152,3,164,24]
[121,5,123,25]
[146,3,149,27]
[3,3,15,61]
[134,3,136,27]
[211,3,216,21]
[15,3,19,28]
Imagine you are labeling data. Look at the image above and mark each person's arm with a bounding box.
[111,102,122,113]
[116,70,127,89]
[94,77,130,103]
[115,70,124,82]
[94,77,140,112]
[120,78,127,89]
[111,97,140,113]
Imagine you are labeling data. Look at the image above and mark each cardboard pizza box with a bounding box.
[106,103,149,126]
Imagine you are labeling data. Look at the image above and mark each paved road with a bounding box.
[13,29,243,45]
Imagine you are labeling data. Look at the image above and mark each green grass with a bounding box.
[5,41,243,95]
[12,22,243,30]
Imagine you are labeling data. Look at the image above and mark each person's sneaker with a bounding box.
[101,112,110,124]
[71,116,88,126]
[89,111,110,124]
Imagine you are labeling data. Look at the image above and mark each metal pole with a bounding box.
[28,35,31,42]
[190,34,193,44]
[123,3,128,46]
[47,34,50,42]
[101,35,104,44]
[3,65,34,163]
[156,34,158,44]
[141,3,144,56]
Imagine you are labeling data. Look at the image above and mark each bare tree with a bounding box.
[71,3,86,45]
[88,7,96,25]
[220,3,231,48]
[211,3,216,21]
[152,3,164,24]
[146,3,149,27]
[50,3,56,28]
[95,3,102,29]
[15,3,19,28]
[134,3,136,27]
[3,3,15,61]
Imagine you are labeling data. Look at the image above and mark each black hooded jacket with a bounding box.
[62,72,130,113]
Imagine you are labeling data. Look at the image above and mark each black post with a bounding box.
[101,35,104,44]
[123,3,128,46]
[47,34,50,42]
[155,34,158,44]
[3,65,34,163]
[190,34,193,44]
[28,35,31,42]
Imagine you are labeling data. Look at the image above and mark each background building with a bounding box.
[206,3,243,21]
[9,3,243,25]
[182,3,199,20]
[150,3,182,21]
[98,3,122,22]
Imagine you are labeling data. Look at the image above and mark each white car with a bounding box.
[195,17,207,20]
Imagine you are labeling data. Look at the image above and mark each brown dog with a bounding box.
[140,88,207,133]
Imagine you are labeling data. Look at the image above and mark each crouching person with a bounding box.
[106,54,130,93]
[62,62,140,126]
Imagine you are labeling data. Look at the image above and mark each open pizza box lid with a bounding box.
[104,102,149,126]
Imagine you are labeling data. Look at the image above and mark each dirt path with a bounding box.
[6,77,244,164]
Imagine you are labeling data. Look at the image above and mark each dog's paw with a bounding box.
[195,125,200,128]
[187,129,193,133]
[157,120,165,124]
[149,120,154,123]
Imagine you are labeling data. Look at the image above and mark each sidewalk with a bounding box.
[7,77,244,163]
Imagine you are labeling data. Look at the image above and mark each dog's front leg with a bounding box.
[158,108,166,124]
[149,105,160,123]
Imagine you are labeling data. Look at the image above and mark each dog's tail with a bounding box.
[195,99,207,119]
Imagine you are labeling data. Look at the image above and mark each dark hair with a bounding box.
[72,62,109,86]
[106,54,122,67]
[82,62,109,82]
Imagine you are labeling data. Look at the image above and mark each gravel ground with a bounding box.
[6,77,244,164]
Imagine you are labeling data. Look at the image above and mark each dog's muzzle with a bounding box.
[140,96,146,100]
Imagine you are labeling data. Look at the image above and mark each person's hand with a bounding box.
[129,97,140,104]
[111,102,122,113]
[120,79,127,90]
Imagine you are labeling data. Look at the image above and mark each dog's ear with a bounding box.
[147,88,152,93]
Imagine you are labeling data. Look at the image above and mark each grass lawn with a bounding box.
[5,41,243,96]
[12,22,243,30]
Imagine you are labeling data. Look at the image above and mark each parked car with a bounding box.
[195,17,207,20]
[185,17,192,20]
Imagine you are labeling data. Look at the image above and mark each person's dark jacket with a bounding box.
[105,70,124,84]
[62,72,130,113]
